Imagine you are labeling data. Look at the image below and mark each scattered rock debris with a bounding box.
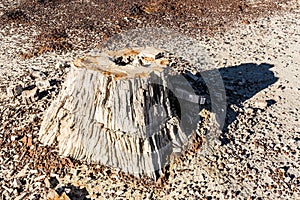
[0,0,299,199]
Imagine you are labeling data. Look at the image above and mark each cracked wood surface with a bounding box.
[38,48,192,179]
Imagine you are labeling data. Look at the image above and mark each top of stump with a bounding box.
[73,47,169,80]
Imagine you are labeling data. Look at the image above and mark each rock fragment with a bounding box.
[36,79,51,91]
[29,68,46,79]
[15,193,28,200]
[254,100,268,109]
[15,164,29,178]
[12,178,22,188]
[6,84,23,97]
[21,87,39,104]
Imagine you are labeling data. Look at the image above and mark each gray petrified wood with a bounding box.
[38,47,197,179]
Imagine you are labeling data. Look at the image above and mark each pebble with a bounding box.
[11,135,17,141]
[36,79,51,91]
[255,100,268,109]
[116,190,124,195]
[29,68,46,79]
[244,107,254,114]
[64,187,71,194]
[284,177,291,183]
[29,169,38,174]
[106,189,116,194]
[44,178,51,188]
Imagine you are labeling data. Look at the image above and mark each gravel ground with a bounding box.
[0,0,299,199]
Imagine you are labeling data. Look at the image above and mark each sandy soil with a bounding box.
[0,0,299,199]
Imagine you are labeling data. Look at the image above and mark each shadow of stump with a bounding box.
[198,63,278,145]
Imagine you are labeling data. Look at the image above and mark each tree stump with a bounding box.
[39,47,200,179]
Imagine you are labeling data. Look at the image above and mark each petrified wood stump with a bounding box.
[39,47,199,179]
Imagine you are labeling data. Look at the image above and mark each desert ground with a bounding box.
[0,0,299,199]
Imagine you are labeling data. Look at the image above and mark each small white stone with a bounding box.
[65,188,71,194]
[115,190,124,196]
[284,177,291,183]
[11,135,17,141]
[282,146,289,151]
[36,79,51,91]
[29,170,38,174]
[34,182,41,187]
[106,189,116,194]
[244,108,253,114]
[55,62,63,69]
[255,100,267,109]
[12,178,22,188]
[44,178,51,188]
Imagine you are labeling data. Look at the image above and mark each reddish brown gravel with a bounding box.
[0,0,294,55]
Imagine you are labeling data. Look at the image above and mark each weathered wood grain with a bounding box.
[39,47,197,179]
